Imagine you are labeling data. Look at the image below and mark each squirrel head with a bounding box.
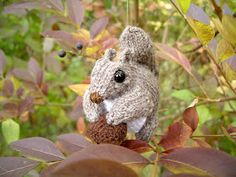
[88,26,157,103]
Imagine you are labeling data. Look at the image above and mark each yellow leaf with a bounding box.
[223,63,236,81]
[85,46,100,56]
[216,39,235,61]
[188,19,215,45]
[72,29,90,42]
[213,15,236,45]
[68,84,89,96]
[222,15,236,45]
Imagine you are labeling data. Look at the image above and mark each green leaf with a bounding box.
[188,19,215,45]
[196,105,211,124]
[2,119,20,144]
[171,89,195,101]
[177,0,191,13]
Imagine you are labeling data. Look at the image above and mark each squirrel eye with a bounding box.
[114,69,126,83]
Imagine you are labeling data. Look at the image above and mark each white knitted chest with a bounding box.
[103,99,146,133]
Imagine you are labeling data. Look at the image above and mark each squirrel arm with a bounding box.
[106,87,154,126]
[83,89,104,122]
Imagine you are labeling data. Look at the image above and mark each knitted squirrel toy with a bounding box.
[83,26,159,142]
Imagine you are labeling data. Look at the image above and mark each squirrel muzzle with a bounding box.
[90,92,104,104]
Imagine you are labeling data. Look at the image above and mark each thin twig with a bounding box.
[197,96,236,105]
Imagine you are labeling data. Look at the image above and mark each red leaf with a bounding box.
[187,3,210,25]
[48,159,138,177]
[77,117,86,134]
[2,79,14,97]
[42,30,77,49]
[90,17,109,39]
[57,144,149,166]
[70,96,84,120]
[158,122,192,150]
[45,52,62,74]
[183,106,199,132]
[156,43,192,75]
[16,87,24,98]
[159,147,236,177]
[121,140,153,153]
[0,49,6,75]
[227,125,236,134]
[10,137,65,162]
[4,103,18,117]
[0,157,39,177]
[28,58,43,86]
[193,139,211,148]
[12,68,34,83]
[57,133,92,155]
[18,97,33,115]
[67,0,84,25]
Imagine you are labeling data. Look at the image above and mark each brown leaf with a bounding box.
[70,96,84,120]
[0,49,6,75]
[159,147,236,177]
[2,79,14,97]
[57,133,91,155]
[10,137,65,162]
[193,139,211,148]
[90,17,109,39]
[57,144,149,167]
[45,52,61,74]
[227,125,236,134]
[4,102,18,117]
[28,58,43,86]
[156,43,192,75]
[77,117,86,134]
[16,87,24,98]
[183,106,199,132]
[121,140,153,153]
[12,68,34,83]
[168,174,208,177]
[18,97,34,115]
[47,159,138,177]
[0,157,39,177]
[158,122,192,150]
[42,30,77,50]
[187,3,210,25]
[67,0,84,25]
[48,0,64,11]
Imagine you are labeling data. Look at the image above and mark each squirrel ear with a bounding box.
[120,49,132,63]
[103,48,116,61]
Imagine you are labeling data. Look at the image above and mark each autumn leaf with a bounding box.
[158,122,192,150]
[68,84,89,96]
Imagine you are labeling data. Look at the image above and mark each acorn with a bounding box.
[86,115,127,145]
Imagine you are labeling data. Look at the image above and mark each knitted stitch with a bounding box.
[83,26,159,141]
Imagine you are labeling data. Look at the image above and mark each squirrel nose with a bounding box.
[90,92,104,104]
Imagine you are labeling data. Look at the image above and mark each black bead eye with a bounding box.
[114,69,126,83]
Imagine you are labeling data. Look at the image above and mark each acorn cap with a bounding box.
[86,116,127,145]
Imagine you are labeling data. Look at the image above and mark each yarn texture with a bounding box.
[83,26,159,141]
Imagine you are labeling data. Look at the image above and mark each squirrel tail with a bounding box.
[119,26,157,75]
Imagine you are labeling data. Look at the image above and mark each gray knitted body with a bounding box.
[83,26,159,141]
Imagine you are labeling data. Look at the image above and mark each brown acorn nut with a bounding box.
[86,115,127,145]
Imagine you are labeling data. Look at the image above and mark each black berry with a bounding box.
[114,69,126,83]
[58,50,66,58]
[76,42,83,50]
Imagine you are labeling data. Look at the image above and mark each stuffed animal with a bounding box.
[83,26,159,142]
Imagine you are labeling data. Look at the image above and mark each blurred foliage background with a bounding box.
[0,0,236,163]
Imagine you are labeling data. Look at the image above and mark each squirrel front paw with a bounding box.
[106,112,127,125]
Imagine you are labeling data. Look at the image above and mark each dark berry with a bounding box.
[58,50,66,58]
[114,69,126,83]
[76,42,83,50]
